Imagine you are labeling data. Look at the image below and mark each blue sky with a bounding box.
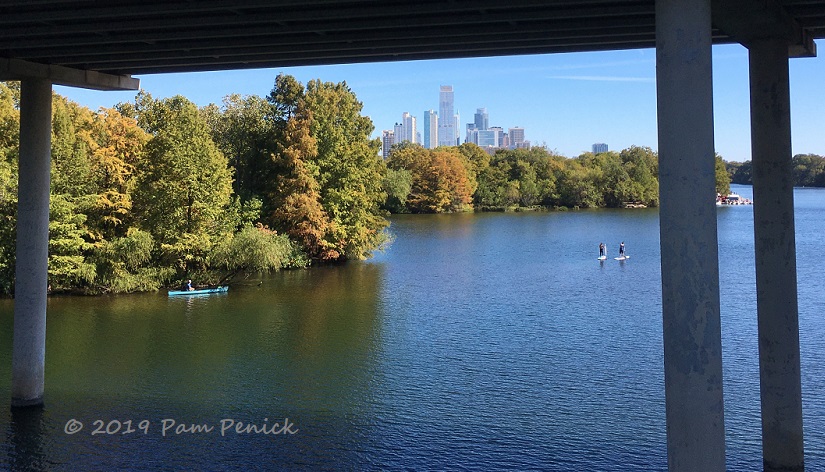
[55,41,825,163]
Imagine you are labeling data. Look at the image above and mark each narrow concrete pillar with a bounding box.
[655,0,726,470]
[12,79,52,408]
[748,39,804,472]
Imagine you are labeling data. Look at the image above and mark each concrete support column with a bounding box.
[12,79,52,408]
[655,0,726,470]
[748,39,804,472]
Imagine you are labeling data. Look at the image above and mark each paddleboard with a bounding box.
[614,255,630,261]
[597,256,607,261]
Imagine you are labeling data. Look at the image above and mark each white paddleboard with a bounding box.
[615,255,630,261]
[597,256,607,261]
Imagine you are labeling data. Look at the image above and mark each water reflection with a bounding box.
[2,190,825,469]
[0,264,386,469]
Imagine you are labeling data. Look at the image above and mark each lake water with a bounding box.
[1,184,823,470]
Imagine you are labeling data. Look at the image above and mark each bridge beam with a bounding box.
[0,58,139,91]
[712,0,816,58]
[656,0,726,470]
[748,38,805,472]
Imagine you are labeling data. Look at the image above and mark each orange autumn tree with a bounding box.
[387,144,473,213]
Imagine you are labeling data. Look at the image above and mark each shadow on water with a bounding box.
[7,407,48,471]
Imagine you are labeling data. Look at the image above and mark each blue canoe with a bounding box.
[168,286,229,297]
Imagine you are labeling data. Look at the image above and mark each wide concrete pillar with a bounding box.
[12,79,52,408]
[655,0,726,470]
[748,39,804,472]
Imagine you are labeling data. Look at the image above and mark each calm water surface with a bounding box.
[0,184,823,470]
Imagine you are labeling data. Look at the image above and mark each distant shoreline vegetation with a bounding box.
[725,155,825,188]
[0,76,808,296]
[383,142,664,214]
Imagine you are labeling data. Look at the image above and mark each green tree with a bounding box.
[572,147,658,208]
[0,157,16,295]
[792,154,825,187]
[382,168,413,213]
[458,142,491,174]
[478,147,564,209]
[0,82,20,163]
[209,224,308,282]
[517,163,540,206]
[715,153,731,196]
[47,96,100,292]
[530,150,562,206]
[557,160,603,208]
[203,94,274,205]
[620,146,659,207]
[474,164,509,209]
[268,73,304,122]
[51,94,95,196]
[132,95,234,275]
[48,194,96,291]
[89,228,169,293]
[303,79,388,260]
[728,160,752,185]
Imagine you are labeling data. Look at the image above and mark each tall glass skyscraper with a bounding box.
[509,127,526,149]
[393,122,403,146]
[592,143,609,153]
[438,85,455,147]
[474,108,489,131]
[400,112,416,144]
[454,110,460,145]
[423,109,438,149]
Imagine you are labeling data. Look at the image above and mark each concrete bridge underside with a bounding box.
[3,1,824,470]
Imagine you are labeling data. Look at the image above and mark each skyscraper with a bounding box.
[592,143,609,154]
[400,112,416,144]
[393,122,403,146]
[423,110,438,149]
[474,108,489,131]
[438,85,455,147]
[509,127,526,149]
[477,129,499,148]
[421,110,438,149]
[466,123,478,145]
[381,130,394,158]
[454,110,460,145]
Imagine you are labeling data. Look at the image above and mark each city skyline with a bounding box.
[384,91,530,154]
[51,42,825,163]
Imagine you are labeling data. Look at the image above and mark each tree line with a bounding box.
[1,76,736,295]
[0,75,387,295]
[726,154,825,187]
[384,143,731,212]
